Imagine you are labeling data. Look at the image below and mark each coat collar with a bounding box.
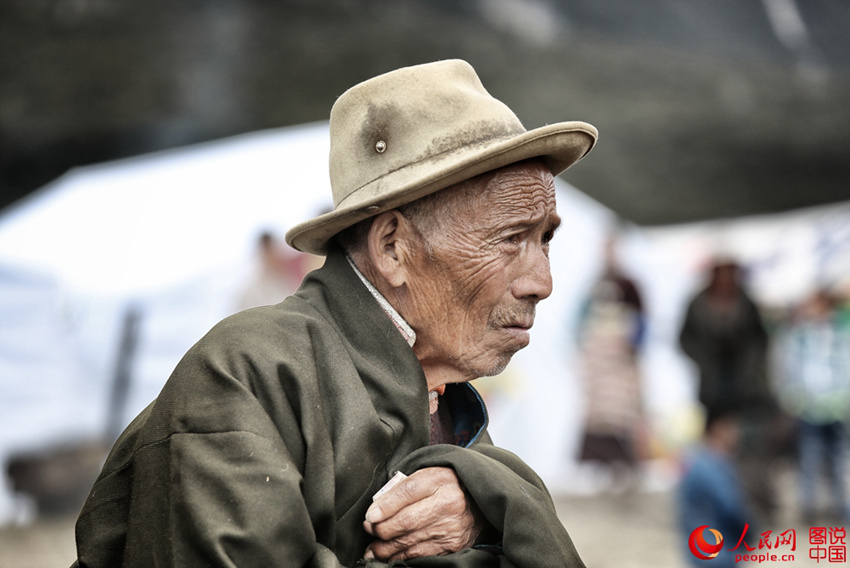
[344,254,416,347]
[298,248,487,455]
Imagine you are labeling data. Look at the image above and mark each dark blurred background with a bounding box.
[2,0,848,224]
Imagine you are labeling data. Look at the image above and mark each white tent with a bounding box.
[1,121,848,523]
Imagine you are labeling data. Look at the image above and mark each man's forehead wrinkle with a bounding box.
[483,185,556,231]
[485,169,555,206]
[425,162,556,248]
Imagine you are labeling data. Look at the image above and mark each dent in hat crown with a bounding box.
[329,59,526,210]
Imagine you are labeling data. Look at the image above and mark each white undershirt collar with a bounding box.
[346,255,416,348]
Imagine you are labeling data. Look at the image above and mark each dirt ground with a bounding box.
[0,491,679,568]
[555,462,848,568]
[0,462,844,567]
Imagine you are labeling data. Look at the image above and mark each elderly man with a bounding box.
[72,60,597,567]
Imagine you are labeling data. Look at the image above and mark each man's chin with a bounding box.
[479,346,524,378]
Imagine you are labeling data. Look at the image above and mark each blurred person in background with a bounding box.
[70,60,597,567]
[576,231,647,492]
[678,408,753,568]
[773,288,850,523]
[679,261,770,416]
[836,282,850,328]
[679,260,779,523]
[237,231,307,310]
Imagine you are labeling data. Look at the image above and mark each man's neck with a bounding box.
[347,253,466,392]
[416,360,468,392]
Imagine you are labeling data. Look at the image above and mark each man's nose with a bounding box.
[511,246,553,302]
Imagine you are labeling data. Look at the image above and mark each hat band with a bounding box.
[333,129,522,210]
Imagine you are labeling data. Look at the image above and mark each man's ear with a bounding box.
[366,210,415,288]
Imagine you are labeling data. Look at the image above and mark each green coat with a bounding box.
[73,249,585,568]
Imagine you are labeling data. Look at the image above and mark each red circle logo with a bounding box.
[689,525,724,560]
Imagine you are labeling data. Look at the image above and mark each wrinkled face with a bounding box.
[403,161,559,380]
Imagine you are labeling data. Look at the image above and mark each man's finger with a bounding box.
[365,529,461,562]
[366,489,467,541]
[366,499,430,541]
[363,496,480,561]
[365,467,457,523]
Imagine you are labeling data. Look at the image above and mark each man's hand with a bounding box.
[363,466,484,562]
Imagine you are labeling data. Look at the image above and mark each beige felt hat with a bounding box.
[285,59,598,255]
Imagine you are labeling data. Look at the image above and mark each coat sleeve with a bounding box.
[136,430,345,567]
[74,320,351,568]
[356,444,586,568]
[75,408,350,568]
[678,298,702,364]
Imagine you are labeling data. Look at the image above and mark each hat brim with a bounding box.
[286,121,597,255]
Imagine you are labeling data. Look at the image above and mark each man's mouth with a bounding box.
[502,320,533,344]
[492,304,537,339]
[504,319,533,331]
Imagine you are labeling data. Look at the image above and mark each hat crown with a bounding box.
[329,60,526,209]
[286,59,597,255]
